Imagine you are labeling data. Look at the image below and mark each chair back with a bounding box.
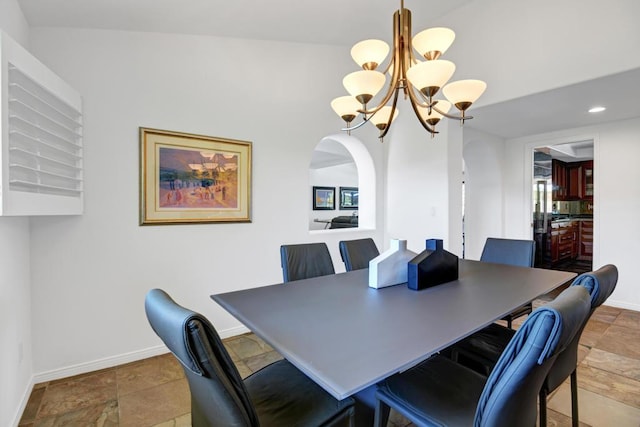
[480,237,535,267]
[145,289,258,427]
[474,285,591,427]
[339,238,380,271]
[280,242,335,282]
[544,264,619,392]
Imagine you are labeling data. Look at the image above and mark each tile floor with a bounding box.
[19,302,640,427]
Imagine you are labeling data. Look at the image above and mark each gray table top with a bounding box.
[211,259,576,399]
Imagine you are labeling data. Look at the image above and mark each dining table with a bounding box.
[211,259,576,423]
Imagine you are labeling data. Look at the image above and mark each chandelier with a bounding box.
[331,0,486,140]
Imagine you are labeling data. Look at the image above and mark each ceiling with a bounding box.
[16,0,640,142]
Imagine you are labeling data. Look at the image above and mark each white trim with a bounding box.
[11,377,34,427]
[32,325,250,384]
[605,300,640,312]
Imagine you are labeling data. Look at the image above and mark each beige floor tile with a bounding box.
[38,370,117,418]
[614,310,640,329]
[152,413,191,427]
[34,400,119,427]
[233,359,253,379]
[584,348,640,382]
[591,305,622,324]
[243,350,284,373]
[224,333,273,359]
[118,379,190,427]
[548,383,640,427]
[576,364,640,409]
[19,386,45,424]
[595,325,640,360]
[116,353,184,397]
[580,319,610,348]
[542,408,591,427]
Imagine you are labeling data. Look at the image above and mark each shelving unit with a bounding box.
[1,31,83,215]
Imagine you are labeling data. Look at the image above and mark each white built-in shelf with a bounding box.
[1,31,83,215]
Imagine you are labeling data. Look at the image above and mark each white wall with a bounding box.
[502,117,640,310]
[26,27,385,376]
[0,1,32,425]
[384,109,463,256]
[462,128,505,260]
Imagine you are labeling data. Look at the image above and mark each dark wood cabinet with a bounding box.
[578,220,593,261]
[552,160,567,201]
[552,159,593,201]
[550,220,577,263]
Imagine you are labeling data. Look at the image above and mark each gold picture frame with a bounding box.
[140,127,252,225]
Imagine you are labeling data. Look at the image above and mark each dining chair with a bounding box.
[480,237,536,328]
[338,238,380,271]
[145,289,355,427]
[374,285,592,427]
[280,242,335,282]
[447,264,618,427]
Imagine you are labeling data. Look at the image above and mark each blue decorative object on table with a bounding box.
[407,239,459,291]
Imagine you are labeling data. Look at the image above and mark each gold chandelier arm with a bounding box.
[378,87,401,140]
[405,79,437,135]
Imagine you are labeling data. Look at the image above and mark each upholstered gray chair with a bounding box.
[374,285,592,427]
[145,289,355,426]
[339,238,380,271]
[280,242,335,282]
[481,237,536,328]
[449,264,618,427]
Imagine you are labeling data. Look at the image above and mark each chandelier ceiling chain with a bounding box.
[331,0,486,141]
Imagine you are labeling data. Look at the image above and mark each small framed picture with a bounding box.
[339,187,358,209]
[312,186,335,210]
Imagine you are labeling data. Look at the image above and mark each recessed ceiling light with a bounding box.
[588,106,606,113]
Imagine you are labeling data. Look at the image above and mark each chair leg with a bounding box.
[507,317,513,329]
[570,369,579,427]
[373,399,391,427]
[539,388,548,427]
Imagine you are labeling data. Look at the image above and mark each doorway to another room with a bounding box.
[532,140,593,274]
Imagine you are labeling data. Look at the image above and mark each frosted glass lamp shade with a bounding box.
[370,105,398,130]
[412,27,455,60]
[331,96,361,122]
[443,79,487,111]
[351,39,390,70]
[406,60,456,97]
[343,70,386,105]
[418,100,451,126]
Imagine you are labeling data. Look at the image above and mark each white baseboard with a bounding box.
[32,324,250,384]
[605,299,640,312]
[12,377,35,427]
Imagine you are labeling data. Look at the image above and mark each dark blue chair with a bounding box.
[145,289,355,427]
[339,238,380,271]
[481,237,536,328]
[280,242,335,282]
[449,264,618,427]
[374,285,592,427]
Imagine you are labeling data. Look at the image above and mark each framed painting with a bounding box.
[140,127,252,225]
[339,187,358,210]
[312,186,335,210]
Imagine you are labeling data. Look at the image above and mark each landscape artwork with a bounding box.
[140,128,252,224]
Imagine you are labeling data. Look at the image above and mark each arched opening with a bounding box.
[309,134,375,231]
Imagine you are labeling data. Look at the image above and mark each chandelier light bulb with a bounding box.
[331,96,361,122]
[418,100,452,126]
[406,60,456,98]
[370,105,399,130]
[351,39,390,70]
[443,79,487,111]
[343,70,386,105]
[412,27,456,60]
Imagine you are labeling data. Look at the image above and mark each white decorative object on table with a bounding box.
[369,239,417,289]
